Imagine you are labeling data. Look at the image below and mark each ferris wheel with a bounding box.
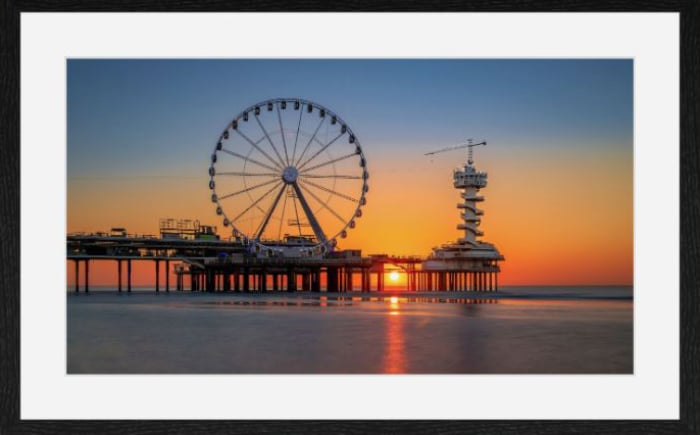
[208,98,369,256]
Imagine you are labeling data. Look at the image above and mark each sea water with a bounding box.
[67,286,632,374]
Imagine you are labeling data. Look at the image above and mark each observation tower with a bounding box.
[422,140,504,291]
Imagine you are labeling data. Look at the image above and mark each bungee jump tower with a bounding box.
[421,140,505,292]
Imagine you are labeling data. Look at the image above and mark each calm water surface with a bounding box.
[67,286,632,374]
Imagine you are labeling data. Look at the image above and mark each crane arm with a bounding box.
[424,140,486,156]
[425,140,487,166]
[425,143,468,156]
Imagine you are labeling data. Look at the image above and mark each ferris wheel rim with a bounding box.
[208,97,369,255]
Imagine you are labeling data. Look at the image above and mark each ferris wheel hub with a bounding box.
[282,166,299,184]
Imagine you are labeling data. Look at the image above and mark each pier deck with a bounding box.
[67,234,499,293]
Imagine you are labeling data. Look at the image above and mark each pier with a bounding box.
[67,234,499,293]
[67,104,504,295]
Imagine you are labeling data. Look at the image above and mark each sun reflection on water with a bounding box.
[383,296,406,373]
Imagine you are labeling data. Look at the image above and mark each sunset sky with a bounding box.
[67,59,632,286]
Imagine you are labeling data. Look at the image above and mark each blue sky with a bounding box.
[67,59,632,178]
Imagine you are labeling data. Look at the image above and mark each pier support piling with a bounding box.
[117,260,122,292]
[284,269,292,292]
[243,268,250,292]
[327,267,338,292]
[74,260,79,293]
[155,260,160,292]
[84,260,89,293]
[127,259,132,292]
[312,269,321,292]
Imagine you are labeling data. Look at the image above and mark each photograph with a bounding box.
[66,58,633,375]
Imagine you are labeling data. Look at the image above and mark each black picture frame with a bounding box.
[2,1,698,434]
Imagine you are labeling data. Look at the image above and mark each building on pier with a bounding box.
[421,140,504,291]
[159,218,219,241]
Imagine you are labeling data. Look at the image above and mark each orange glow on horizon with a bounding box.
[67,143,632,287]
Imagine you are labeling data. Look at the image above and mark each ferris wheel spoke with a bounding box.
[294,117,325,167]
[254,114,287,168]
[254,184,287,240]
[291,105,304,164]
[218,177,280,201]
[300,178,359,203]
[276,104,290,165]
[300,173,362,180]
[221,148,279,173]
[297,132,344,171]
[299,152,360,174]
[216,171,279,177]
[234,129,284,170]
[277,186,290,240]
[231,181,283,223]
[297,180,348,224]
[291,182,327,243]
[291,188,303,237]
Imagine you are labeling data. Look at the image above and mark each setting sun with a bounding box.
[389,271,400,282]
